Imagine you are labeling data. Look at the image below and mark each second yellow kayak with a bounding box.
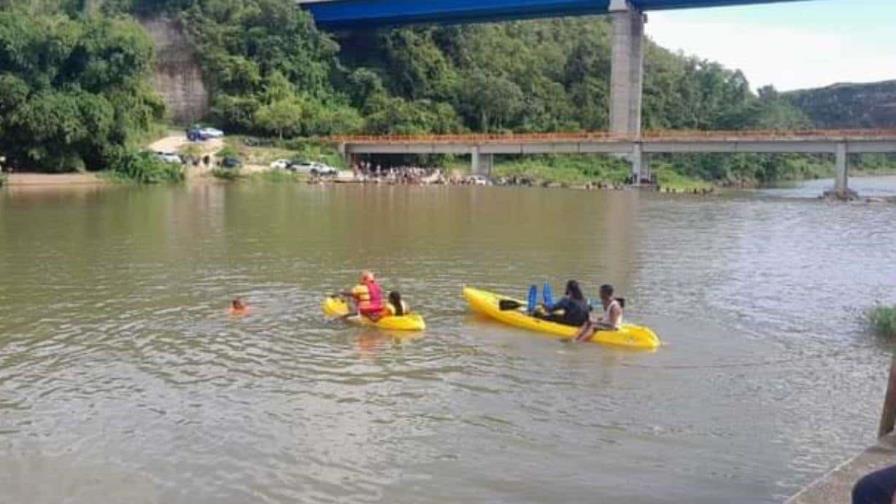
[463,287,660,350]
[322,296,426,332]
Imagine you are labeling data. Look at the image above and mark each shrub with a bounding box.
[111,150,184,184]
[211,167,241,180]
[216,145,240,159]
[868,306,896,338]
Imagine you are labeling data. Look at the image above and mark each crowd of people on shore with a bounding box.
[328,162,717,194]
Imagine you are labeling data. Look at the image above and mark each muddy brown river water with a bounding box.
[2,178,895,503]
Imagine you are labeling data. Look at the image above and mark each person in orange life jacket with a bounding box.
[341,271,385,320]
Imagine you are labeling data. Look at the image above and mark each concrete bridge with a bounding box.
[331,130,896,197]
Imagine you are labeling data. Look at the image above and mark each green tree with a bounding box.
[0,9,161,172]
[255,98,303,139]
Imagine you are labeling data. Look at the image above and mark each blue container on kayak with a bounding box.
[543,283,554,310]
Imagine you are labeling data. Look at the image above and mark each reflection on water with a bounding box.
[1,182,895,503]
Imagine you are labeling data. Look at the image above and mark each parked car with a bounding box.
[200,127,224,139]
[154,151,182,164]
[270,159,291,170]
[186,125,225,141]
[220,156,242,169]
[288,161,338,176]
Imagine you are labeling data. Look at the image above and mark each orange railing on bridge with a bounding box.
[325,129,896,144]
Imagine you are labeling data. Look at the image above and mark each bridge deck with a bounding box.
[330,130,896,144]
[332,130,896,155]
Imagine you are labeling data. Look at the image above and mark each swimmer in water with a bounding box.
[229,298,249,316]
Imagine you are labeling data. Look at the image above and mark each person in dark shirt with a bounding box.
[535,280,590,327]
[854,465,896,504]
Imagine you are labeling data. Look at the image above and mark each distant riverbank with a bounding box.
[5,132,895,195]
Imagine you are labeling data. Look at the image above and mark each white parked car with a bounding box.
[270,159,291,170]
[154,151,182,164]
[199,127,224,139]
[289,161,338,176]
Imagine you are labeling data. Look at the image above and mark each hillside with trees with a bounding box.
[0,0,889,184]
[785,80,896,129]
[0,3,164,172]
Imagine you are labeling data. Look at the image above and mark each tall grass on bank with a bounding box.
[868,306,896,338]
[493,155,630,185]
[211,167,242,180]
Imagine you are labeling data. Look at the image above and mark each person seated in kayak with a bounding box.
[385,291,409,317]
[341,271,385,320]
[533,280,590,327]
[574,284,624,342]
[229,298,249,316]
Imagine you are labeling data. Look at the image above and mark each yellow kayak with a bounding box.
[322,296,426,332]
[463,287,660,350]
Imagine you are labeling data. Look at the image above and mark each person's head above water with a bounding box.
[599,284,614,301]
[232,298,245,310]
[565,280,585,301]
[360,271,375,283]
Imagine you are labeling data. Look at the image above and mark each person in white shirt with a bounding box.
[574,284,624,342]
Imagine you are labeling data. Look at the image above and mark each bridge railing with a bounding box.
[326,129,896,144]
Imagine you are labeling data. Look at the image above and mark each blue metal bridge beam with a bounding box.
[301,0,809,30]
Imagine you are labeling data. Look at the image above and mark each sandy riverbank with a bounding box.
[5,173,107,186]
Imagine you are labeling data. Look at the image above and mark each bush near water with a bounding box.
[869,306,896,339]
[1,0,894,185]
[109,150,184,184]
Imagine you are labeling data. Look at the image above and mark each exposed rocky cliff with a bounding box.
[141,16,209,124]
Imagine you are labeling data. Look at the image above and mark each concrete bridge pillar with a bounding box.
[471,147,493,176]
[609,0,644,138]
[630,143,643,185]
[834,141,849,197]
[640,148,651,184]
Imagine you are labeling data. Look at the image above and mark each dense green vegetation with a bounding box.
[337,22,808,135]
[0,4,163,173]
[868,306,896,339]
[2,0,893,185]
[106,149,184,183]
[786,80,896,129]
[177,0,363,137]
[492,155,630,186]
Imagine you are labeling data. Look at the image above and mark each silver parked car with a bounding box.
[154,151,182,164]
[288,161,338,176]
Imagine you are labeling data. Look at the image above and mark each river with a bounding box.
[1,177,895,503]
